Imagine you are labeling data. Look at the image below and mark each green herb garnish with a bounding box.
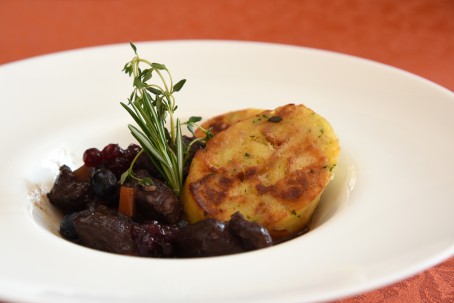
[119,149,154,187]
[121,42,211,195]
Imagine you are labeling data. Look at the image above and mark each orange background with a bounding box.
[1,0,453,92]
[0,0,453,302]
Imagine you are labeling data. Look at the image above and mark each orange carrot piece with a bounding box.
[73,165,92,182]
[118,186,136,217]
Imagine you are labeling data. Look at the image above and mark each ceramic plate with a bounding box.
[0,41,453,303]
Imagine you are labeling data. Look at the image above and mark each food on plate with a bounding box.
[45,43,339,257]
[183,104,340,241]
[49,143,273,257]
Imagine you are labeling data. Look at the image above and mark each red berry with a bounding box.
[83,148,103,167]
[124,144,141,161]
[101,144,123,164]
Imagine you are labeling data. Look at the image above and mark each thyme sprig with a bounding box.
[120,42,210,195]
[119,149,154,186]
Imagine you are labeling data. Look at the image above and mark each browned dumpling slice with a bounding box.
[183,104,340,241]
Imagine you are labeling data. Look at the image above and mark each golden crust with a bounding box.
[183,104,340,241]
[194,108,263,138]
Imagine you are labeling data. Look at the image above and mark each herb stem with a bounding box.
[121,43,210,196]
[121,45,184,194]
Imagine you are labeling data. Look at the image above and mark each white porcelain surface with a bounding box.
[0,41,453,303]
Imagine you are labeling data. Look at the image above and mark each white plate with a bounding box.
[0,40,453,303]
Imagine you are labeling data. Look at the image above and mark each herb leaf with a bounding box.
[151,62,166,70]
[146,86,162,95]
[130,42,138,55]
[173,79,186,92]
[188,116,202,123]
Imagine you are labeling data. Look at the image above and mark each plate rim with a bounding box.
[0,39,453,303]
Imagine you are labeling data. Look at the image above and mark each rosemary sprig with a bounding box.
[120,43,210,196]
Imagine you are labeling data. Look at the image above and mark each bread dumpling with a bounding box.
[183,104,340,241]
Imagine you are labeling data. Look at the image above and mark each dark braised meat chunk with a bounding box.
[69,206,180,257]
[228,212,273,250]
[125,170,182,224]
[73,206,136,255]
[175,218,244,257]
[175,213,273,258]
[47,165,92,213]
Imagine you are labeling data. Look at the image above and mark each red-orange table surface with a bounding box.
[0,1,453,302]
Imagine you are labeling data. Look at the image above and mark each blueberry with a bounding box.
[91,168,118,197]
[60,213,79,240]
